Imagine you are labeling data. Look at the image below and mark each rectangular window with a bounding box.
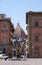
[1,22,8,31]
[34,46,39,55]
[35,21,39,26]
[35,36,39,41]
[35,33,39,42]
[2,38,8,44]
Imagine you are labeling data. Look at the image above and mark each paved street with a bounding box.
[0,59,42,65]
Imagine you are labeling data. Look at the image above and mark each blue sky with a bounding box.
[0,0,42,33]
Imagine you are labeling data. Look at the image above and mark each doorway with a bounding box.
[3,48,6,54]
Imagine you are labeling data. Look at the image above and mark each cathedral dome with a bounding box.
[14,23,26,39]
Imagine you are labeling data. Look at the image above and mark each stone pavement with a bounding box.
[0,59,42,65]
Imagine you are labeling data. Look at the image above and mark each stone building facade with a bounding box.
[0,14,14,55]
[26,11,42,58]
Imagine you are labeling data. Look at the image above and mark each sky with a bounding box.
[0,0,42,33]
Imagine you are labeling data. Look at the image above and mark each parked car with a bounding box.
[0,54,8,60]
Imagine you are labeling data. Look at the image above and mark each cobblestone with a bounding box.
[0,59,42,65]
